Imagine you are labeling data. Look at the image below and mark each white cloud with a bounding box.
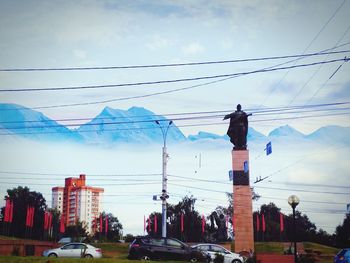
[181,42,205,55]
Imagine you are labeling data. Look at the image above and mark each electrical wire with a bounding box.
[0,57,347,92]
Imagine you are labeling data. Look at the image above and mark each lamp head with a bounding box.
[288,195,300,208]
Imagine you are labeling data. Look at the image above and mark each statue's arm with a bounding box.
[223,113,234,120]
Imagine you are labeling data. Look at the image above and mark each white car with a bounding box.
[191,244,245,263]
[42,242,102,258]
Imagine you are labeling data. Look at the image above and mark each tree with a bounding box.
[1,186,47,239]
[334,214,350,248]
[64,221,88,241]
[93,212,123,242]
[147,196,207,242]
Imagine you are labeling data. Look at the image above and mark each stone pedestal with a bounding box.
[232,149,254,253]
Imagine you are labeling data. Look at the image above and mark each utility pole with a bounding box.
[155,120,172,238]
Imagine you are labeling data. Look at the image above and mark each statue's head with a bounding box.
[236,104,242,111]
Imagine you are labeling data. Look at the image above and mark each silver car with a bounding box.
[42,242,102,258]
[191,244,245,263]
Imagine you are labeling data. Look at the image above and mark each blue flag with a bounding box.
[244,161,249,173]
[266,141,272,155]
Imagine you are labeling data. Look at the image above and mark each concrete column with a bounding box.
[232,149,254,253]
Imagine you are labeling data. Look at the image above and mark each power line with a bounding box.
[1,50,348,72]
[0,57,347,92]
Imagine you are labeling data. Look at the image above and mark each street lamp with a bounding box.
[155,120,173,238]
[288,195,300,263]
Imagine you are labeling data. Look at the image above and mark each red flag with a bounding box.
[280,213,284,232]
[262,214,266,233]
[4,199,10,222]
[180,213,184,232]
[59,215,65,233]
[154,215,157,233]
[9,201,14,223]
[201,215,205,233]
[44,212,48,230]
[26,205,30,227]
[105,216,108,234]
[30,207,35,227]
[256,214,260,232]
[99,214,103,232]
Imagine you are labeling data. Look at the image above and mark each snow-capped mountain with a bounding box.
[76,106,186,144]
[268,124,305,138]
[0,103,82,142]
[1,103,349,145]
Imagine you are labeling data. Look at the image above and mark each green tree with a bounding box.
[147,196,206,242]
[1,186,47,239]
[93,212,123,242]
[64,221,88,241]
[334,214,350,248]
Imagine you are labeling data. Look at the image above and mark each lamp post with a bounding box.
[288,195,300,263]
[155,120,172,238]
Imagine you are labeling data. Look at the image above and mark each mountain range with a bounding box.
[1,103,349,145]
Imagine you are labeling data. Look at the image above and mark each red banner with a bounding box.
[4,199,10,222]
[180,213,184,232]
[59,215,65,233]
[44,212,48,230]
[105,216,108,234]
[256,214,260,231]
[262,214,266,233]
[154,215,157,233]
[26,206,34,227]
[9,201,13,223]
[99,214,103,232]
[280,213,284,232]
[201,215,205,233]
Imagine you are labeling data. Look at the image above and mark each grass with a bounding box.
[254,242,284,254]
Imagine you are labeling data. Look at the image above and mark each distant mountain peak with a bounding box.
[268,124,305,137]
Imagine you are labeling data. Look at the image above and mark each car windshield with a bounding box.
[62,244,75,250]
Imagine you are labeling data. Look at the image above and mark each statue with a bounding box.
[223,104,251,150]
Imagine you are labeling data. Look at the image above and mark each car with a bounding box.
[191,243,245,263]
[334,248,350,263]
[42,242,102,258]
[128,236,205,262]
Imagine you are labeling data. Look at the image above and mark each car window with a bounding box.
[74,244,86,250]
[210,245,225,253]
[151,238,165,246]
[197,245,210,251]
[62,244,75,250]
[141,238,151,244]
[166,239,183,248]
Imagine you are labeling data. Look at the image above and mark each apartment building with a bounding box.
[52,174,104,233]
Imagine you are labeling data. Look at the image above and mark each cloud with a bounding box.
[182,42,205,55]
[146,35,172,51]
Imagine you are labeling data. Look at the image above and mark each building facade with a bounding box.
[52,174,104,233]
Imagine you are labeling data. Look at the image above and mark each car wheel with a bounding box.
[48,253,57,257]
[140,255,151,261]
[232,260,242,263]
[189,257,198,262]
[84,254,93,258]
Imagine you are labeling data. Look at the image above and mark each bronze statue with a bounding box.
[223,104,251,149]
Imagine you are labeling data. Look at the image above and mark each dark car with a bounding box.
[128,236,205,262]
[334,248,350,263]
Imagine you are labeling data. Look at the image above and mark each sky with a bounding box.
[0,0,350,236]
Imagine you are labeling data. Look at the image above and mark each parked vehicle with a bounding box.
[128,236,205,262]
[42,242,102,258]
[191,244,245,263]
[334,248,350,263]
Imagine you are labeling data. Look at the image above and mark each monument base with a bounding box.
[232,149,254,253]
